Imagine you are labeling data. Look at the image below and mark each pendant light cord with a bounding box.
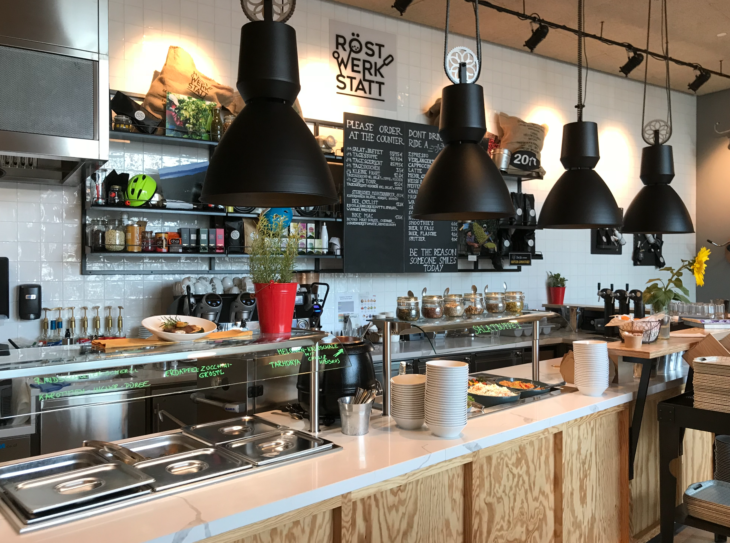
[576,0,587,121]
[444,0,482,83]
[641,0,673,145]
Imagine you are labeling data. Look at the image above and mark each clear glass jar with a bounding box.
[396,296,419,321]
[104,220,125,252]
[142,231,156,252]
[421,294,443,319]
[505,291,525,315]
[443,294,464,318]
[464,293,485,317]
[485,292,506,314]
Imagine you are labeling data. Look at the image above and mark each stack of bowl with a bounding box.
[573,340,610,396]
[391,374,426,430]
[425,360,468,438]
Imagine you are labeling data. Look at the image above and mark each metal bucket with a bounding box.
[338,397,372,436]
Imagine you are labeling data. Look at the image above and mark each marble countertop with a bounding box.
[0,357,690,543]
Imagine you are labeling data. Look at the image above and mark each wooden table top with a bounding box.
[607,336,709,359]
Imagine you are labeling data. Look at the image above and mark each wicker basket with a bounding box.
[619,320,660,344]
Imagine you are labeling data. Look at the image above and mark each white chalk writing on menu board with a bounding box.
[343,113,459,273]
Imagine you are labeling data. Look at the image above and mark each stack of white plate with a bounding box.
[573,340,610,397]
[425,360,468,438]
[716,436,730,483]
[391,374,426,430]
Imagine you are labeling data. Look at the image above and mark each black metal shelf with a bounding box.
[109,130,218,148]
[87,205,343,222]
[84,249,341,260]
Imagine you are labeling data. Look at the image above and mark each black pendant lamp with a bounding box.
[537,0,622,229]
[201,0,338,207]
[412,0,514,220]
[622,0,693,234]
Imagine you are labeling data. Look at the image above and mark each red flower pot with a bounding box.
[548,286,566,305]
[254,281,298,335]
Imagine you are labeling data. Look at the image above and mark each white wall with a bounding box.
[0,0,697,342]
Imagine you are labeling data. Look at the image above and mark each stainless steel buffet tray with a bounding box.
[182,416,283,446]
[223,430,333,466]
[122,433,211,459]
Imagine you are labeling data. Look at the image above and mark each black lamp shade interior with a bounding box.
[412,143,515,220]
[201,20,338,207]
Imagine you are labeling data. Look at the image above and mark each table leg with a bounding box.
[629,357,655,480]
[660,417,681,542]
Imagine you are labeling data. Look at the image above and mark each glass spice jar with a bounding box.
[443,294,465,318]
[396,296,419,321]
[156,232,169,253]
[485,292,506,314]
[505,291,525,315]
[421,294,444,319]
[113,114,134,132]
[104,220,125,252]
[141,231,156,252]
[126,223,141,252]
[90,219,107,252]
[464,292,485,317]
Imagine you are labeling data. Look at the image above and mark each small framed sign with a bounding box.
[509,252,532,266]
[509,150,540,171]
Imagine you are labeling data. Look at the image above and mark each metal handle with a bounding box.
[190,392,245,413]
[84,440,146,465]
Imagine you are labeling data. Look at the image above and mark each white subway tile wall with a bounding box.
[0,0,696,343]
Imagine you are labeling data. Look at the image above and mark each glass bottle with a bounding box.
[210,107,223,142]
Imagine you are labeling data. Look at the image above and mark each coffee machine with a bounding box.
[168,288,257,330]
[293,283,329,330]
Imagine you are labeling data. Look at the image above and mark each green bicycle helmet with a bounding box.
[126,174,157,207]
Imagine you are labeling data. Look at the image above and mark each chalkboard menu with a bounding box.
[343,113,458,273]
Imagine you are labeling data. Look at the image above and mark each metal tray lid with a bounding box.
[182,416,283,445]
[0,462,154,515]
[134,448,251,491]
[685,479,730,508]
[222,430,333,466]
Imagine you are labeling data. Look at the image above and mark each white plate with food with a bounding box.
[142,315,218,342]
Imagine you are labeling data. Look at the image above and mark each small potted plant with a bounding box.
[249,214,299,335]
[546,272,567,305]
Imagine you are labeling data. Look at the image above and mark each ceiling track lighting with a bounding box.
[537,0,622,230]
[622,0,694,235]
[524,20,549,53]
[412,0,514,221]
[619,49,644,77]
[688,68,711,92]
[392,0,414,16]
[201,0,338,208]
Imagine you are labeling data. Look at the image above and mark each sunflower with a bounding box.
[691,247,711,287]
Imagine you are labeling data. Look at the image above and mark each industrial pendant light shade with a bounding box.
[622,144,693,233]
[412,84,514,220]
[412,0,514,221]
[622,0,693,234]
[537,0,621,229]
[201,18,338,207]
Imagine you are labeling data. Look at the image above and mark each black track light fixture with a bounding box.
[412,0,514,220]
[623,0,693,234]
[619,49,644,77]
[524,22,549,53]
[688,68,711,92]
[392,0,413,16]
[201,0,338,208]
[537,0,621,229]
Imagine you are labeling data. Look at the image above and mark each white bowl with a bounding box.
[427,423,466,438]
[577,384,608,397]
[391,374,427,385]
[394,417,425,430]
[426,360,469,369]
[142,315,218,342]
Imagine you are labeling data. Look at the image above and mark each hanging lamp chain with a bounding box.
[444,0,482,84]
[641,0,673,145]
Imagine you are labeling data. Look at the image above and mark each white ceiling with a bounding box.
[330,0,730,95]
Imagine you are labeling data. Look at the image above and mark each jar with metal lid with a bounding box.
[485,292,506,314]
[90,219,107,252]
[104,220,125,252]
[396,296,419,321]
[113,114,134,132]
[505,291,525,315]
[421,294,444,319]
[126,223,141,252]
[443,294,465,318]
[464,293,485,317]
[156,232,169,253]
[107,185,123,206]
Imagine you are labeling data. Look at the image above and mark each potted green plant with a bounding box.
[643,247,710,313]
[249,214,299,335]
[546,272,567,305]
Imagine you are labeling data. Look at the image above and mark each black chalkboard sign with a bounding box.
[343,113,458,273]
[343,114,406,273]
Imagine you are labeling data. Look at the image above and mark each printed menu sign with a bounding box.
[343,113,458,273]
